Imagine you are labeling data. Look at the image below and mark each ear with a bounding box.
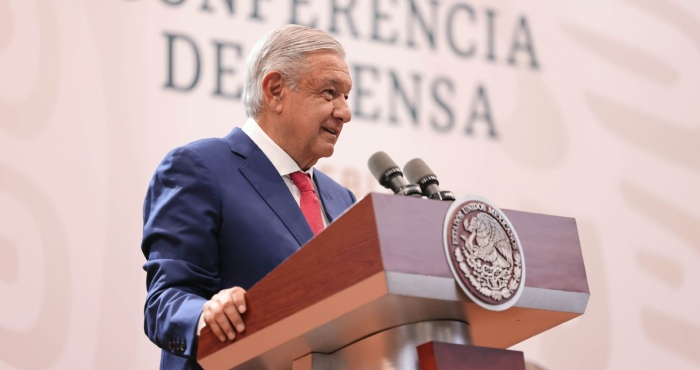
[262,71,285,114]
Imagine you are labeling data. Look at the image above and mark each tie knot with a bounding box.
[289,171,315,193]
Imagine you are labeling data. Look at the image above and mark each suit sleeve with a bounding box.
[141,146,222,359]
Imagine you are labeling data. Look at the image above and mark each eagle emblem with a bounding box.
[443,196,525,311]
[464,213,514,269]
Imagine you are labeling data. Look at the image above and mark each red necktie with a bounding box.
[289,171,325,235]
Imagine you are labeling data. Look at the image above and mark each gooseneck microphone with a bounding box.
[403,158,455,201]
[368,152,422,197]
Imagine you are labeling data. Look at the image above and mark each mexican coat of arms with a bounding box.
[443,196,526,311]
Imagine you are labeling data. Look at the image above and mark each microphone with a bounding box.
[403,158,455,201]
[368,151,422,197]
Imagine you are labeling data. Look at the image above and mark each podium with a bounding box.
[197,193,589,369]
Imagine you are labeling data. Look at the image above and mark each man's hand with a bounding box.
[201,287,247,342]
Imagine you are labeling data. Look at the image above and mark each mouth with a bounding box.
[322,127,337,135]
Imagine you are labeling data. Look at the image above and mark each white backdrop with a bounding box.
[1,0,699,369]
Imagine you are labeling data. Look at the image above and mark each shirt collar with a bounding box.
[241,117,313,178]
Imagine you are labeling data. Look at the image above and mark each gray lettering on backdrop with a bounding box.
[389,71,421,125]
[213,40,243,99]
[352,64,381,121]
[147,0,542,139]
[164,32,201,91]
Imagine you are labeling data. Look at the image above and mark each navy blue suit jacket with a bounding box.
[141,128,356,369]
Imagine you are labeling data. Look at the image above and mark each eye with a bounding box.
[322,89,335,101]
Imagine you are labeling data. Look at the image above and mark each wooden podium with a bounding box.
[197,193,589,369]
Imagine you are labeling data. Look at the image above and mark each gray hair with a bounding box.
[242,25,346,118]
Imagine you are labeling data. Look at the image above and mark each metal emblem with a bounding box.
[443,196,526,311]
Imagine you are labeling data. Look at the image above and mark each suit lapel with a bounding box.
[227,129,315,246]
[313,168,345,223]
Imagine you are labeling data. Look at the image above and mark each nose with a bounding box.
[333,97,352,124]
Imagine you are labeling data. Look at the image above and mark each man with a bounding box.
[141,25,355,369]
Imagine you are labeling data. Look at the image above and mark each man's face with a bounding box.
[276,51,352,170]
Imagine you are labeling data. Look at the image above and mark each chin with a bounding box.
[316,146,335,159]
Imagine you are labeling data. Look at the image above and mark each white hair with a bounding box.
[242,25,346,118]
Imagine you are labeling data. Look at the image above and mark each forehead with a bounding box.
[302,52,352,89]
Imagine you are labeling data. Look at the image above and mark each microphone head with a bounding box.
[403,158,438,188]
[368,151,402,187]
